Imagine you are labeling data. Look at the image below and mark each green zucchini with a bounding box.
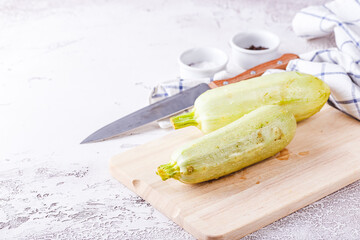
[157,105,296,184]
[171,72,330,134]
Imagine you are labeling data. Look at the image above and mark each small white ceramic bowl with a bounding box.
[229,30,280,69]
[178,47,228,79]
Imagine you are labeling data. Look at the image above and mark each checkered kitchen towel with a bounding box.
[290,0,360,120]
[150,0,360,125]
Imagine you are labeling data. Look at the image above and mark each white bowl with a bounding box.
[178,47,228,79]
[229,30,280,69]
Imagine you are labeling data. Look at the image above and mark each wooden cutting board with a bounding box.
[110,105,360,240]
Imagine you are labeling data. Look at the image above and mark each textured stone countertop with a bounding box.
[2,0,360,239]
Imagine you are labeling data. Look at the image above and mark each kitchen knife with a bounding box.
[81,53,299,144]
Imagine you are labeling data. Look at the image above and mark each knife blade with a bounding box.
[81,83,210,144]
[81,53,299,143]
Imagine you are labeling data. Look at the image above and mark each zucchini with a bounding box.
[157,105,296,184]
[171,72,330,133]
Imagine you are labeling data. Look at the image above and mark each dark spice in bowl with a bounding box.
[246,45,268,50]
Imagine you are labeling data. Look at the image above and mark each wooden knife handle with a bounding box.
[208,53,299,88]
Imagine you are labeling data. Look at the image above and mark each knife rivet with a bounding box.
[277,60,283,65]
[223,81,228,85]
[250,71,256,75]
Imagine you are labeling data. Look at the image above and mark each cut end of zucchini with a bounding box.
[170,111,198,130]
[156,162,180,181]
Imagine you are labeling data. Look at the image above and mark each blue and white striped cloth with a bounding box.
[291,0,360,120]
[150,0,360,127]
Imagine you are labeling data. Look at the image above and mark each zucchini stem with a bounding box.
[170,111,198,129]
[156,162,180,181]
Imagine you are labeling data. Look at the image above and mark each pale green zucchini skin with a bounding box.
[157,105,296,184]
[171,72,330,134]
